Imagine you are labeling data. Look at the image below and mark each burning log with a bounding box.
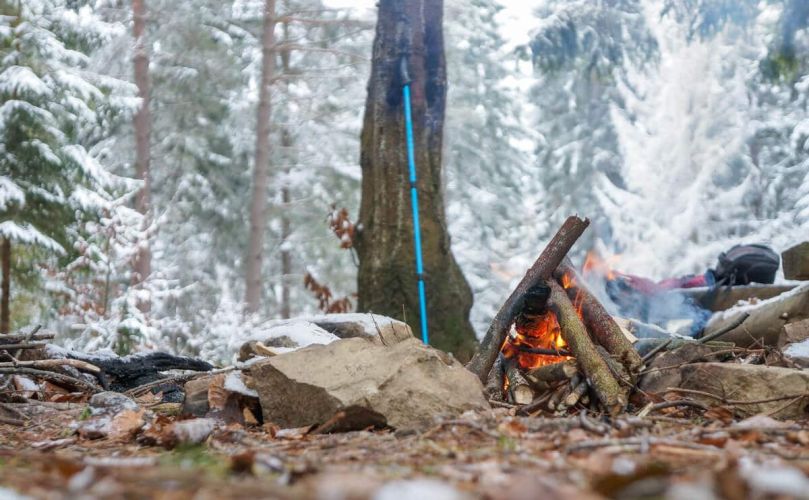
[525,360,577,386]
[548,280,626,415]
[504,358,534,405]
[468,216,590,382]
[556,260,643,376]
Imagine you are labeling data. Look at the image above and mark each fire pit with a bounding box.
[469,216,643,417]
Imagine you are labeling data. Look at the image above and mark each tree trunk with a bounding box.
[356,0,477,361]
[132,0,152,314]
[1,238,10,334]
[279,10,292,319]
[244,0,277,314]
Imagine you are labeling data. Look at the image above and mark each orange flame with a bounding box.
[582,250,622,281]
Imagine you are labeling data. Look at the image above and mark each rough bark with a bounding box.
[245,0,277,314]
[131,0,152,313]
[504,357,534,405]
[356,0,476,360]
[467,216,589,381]
[279,13,292,319]
[525,360,578,385]
[677,284,795,311]
[548,280,625,415]
[556,260,643,376]
[1,238,9,334]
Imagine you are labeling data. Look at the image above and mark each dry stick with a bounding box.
[643,400,709,414]
[0,367,101,393]
[0,342,47,351]
[504,357,534,405]
[561,378,589,409]
[525,359,577,386]
[556,260,643,375]
[640,339,672,364]
[665,387,809,405]
[124,366,236,397]
[0,332,55,343]
[484,355,506,401]
[467,216,590,382]
[0,415,24,426]
[0,359,100,374]
[549,280,625,415]
[698,312,750,344]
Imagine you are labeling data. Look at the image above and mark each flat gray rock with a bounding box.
[249,337,488,431]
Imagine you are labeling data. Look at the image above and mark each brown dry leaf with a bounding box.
[496,419,527,437]
[134,391,161,406]
[49,392,88,403]
[703,405,734,424]
[108,409,146,440]
[697,432,729,448]
[40,380,68,400]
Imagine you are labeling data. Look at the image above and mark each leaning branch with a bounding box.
[549,280,625,415]
[467,216,589,382]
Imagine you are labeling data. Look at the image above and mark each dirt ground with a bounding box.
[1,401,808,499]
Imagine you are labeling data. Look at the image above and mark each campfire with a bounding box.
[470,216,644,416]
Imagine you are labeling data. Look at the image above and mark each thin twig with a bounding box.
[698,312,750,343]
[124,366,235,396]
[641,339,672,364]
[665,387,809,405]
[0,367,100,393]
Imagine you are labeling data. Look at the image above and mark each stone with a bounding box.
[778,318,809,349]
[182,376,214,417]
[677,363,809,419]
[249,337,488,431]
[783,339,809,368]
[238,314,414,362]
[782,242,809,281]
[639,343,731,395]
[89,391,140,413]
[306,313,414,345]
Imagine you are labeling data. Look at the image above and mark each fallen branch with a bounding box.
[556,260,643,375]
[664,387,809,406]
[549,280,625,415]
[484,354,506,401]
[0,367,101,393]
[0,359,100,374]
[467,216,590,382]
[697,312,749,344]
[0,342,47,351]
[525,360,577,386]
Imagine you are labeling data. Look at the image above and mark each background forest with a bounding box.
[1,0,808,363]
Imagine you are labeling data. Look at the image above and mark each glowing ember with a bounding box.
[500,268,592,371]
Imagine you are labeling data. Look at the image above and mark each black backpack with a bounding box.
[710,244,780,286]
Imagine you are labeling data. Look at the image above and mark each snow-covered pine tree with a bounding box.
[527,0,656,249]
[443,0,539,335]
[0,0,135,333]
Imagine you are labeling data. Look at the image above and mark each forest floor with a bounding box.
[1,402,808,499]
